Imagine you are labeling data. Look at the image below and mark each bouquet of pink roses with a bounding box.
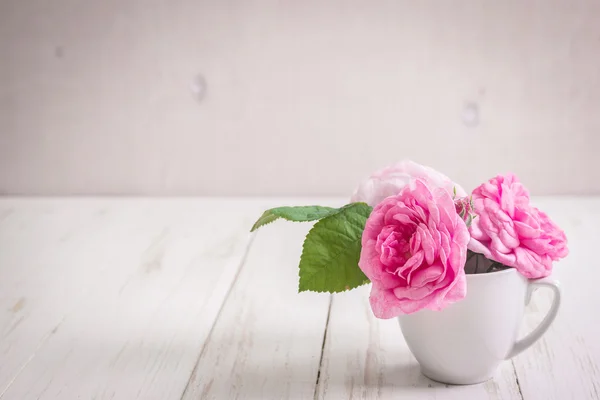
[251,160,568,319]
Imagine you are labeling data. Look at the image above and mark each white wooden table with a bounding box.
[0,197,598,400]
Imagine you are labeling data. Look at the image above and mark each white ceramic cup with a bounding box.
[398,268,561,385]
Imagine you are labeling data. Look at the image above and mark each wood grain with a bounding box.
[0,198,257,400]
[0,197,598,399]
[0,199,130,394]
[181,222,331,400]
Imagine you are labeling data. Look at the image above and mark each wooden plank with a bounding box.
[0,199,129,393]
[181,221,332,400]
[512,198,600,400]
[316,285,522,400]
[1,197,597,399]
[0,198,257,400]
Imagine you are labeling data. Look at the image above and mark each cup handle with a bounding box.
[505,277,561,359]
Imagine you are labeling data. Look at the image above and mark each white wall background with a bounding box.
[1,0,599,196]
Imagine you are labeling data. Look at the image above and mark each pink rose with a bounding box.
[359,179,470,318]
[468,174,568,279]
[351,160,466,207]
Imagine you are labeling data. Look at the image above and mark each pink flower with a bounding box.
[468,174,568,279]
[351,160,466,207]
[454,196,476,227]
[359,179,470,318]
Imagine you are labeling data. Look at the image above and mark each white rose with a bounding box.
[351,160,467,206]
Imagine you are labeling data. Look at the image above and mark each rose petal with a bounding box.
[421,269,466,311]
[500,182,516,217]
[410,179,434,207]
[369,284,403,319]
[467,238,493,258]
[439,226,451,263]
[468,219,490,241]
[433,188,457,229]
[396,251,424,279]
[521,238,552,254]
[427,201,440,226]
[410,262,444,287]
[491,235,512,254]
[418,224,436,265]
[359,240,404,289]
[409,230,422,254]
[393,285,433,301]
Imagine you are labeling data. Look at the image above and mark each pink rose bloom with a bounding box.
[468,174,569,279]
[359,179,470,318]
[351,160,466,207]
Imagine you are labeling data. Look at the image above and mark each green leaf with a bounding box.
[298,202,373,293]
[250,205,339,232]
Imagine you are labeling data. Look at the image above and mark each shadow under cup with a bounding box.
[398,268,561,385]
